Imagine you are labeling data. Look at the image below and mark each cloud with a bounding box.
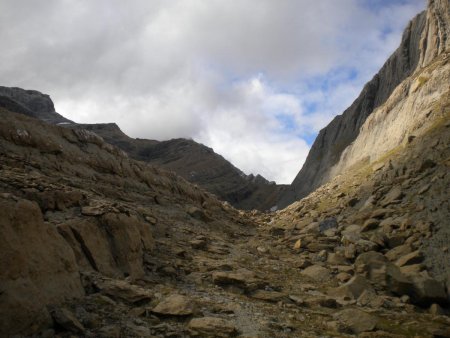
[0,0,426,183]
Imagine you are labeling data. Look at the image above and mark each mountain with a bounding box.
[1,1,449,337]
[0,86,285,211]
[279,0,449,208]
[0,86,73,125]
[76,123,286,211]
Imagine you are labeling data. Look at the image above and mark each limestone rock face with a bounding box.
[0,197,84,336]
[279,0,449,207]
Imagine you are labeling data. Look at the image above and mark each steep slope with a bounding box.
[279,0,449,208]
[0,107,253,336]
[0,88,284,211]
[78,123,286,211]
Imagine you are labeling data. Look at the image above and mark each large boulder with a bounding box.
[59,212,154,279]
[0,197,84,337]
[411,276,448,306]
[334,308,378,334]
[354,251,414,296]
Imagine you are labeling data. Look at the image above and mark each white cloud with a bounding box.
[0,0,426,183]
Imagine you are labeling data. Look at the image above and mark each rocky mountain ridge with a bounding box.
[0,86,284,211]
[279,0,450,208]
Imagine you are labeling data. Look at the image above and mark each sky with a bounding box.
[0,0,426,183]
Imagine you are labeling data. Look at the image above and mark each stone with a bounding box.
[212,269,264,292]
[319,218,338,233]
[92,276,152,304]
[188,317,238,337]
[152,294,195,316]
[328,275,374,300]
[361,218,380,232]
[334,308,378,334]
[251,290,286,302]
[381,186,404,206]
[293,239,303,251]
[341,224,362,237]
[187,206,209,221]
[81,205,106,216]
[289,295,306,306]
[429,303,445,316]
[400,264,424,276]
[50,308,85,334]
[347,197,359,207]
[301,265,331,282]
[369,232,387,248]
[336,272,352,283]
[395,250,424,267]
[327,253,349,266]
[411,276,448,306]
[385,244,412,261]
[386,234,406,248]
[355,251,414,296]
[370,208,394,219]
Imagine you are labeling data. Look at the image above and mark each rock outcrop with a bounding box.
[0,86,73,125]
[279,0,449,208]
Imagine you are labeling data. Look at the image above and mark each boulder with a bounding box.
[395,250,424,267]
[381,186,404,206]
[334,308,378,334]
[91,276,152,304]
[152,294,195,316]
[0,198,84,337]
[301,265,331,282]
[411,276,448,306]
[355,251,414,296]
[188,317,238,337]
[361,218,380,232]
[212,269,264,292]
[251,290,287,302]
[385,244,412,261]
[319,218,338,233]
[327,253,350,266]
[328,275,374,300]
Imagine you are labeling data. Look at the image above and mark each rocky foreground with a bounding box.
[1,94,450,337]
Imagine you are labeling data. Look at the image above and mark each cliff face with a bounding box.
[278,3,439,208]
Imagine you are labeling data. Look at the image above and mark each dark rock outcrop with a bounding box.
[0,86,73,125]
